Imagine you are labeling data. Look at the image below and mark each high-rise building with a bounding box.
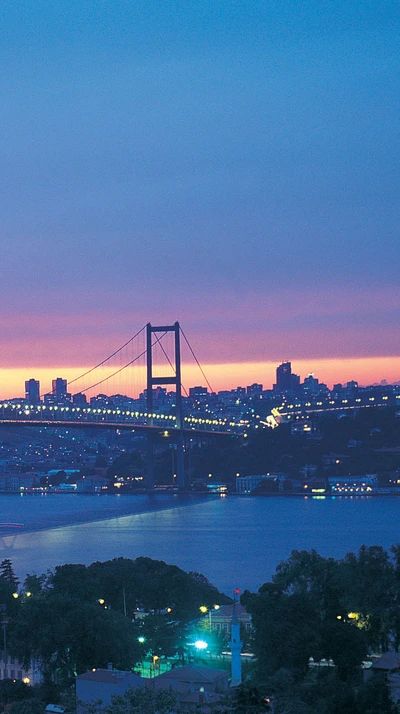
[303,374,319,395]
[275,362,292,391]
[73,392,88,406]
[246,383,263,396]
[189,386,208,398]
[274,362,300,393]
[52,378,68,402]
[25,379,40,404]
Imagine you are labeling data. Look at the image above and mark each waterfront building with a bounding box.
[236,474,281,494]
[76,476,109,493]
[236,474,264,494]
[328,475,379,494]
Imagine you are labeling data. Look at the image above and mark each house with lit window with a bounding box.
[0,651,42,685]
[201,604,252,637]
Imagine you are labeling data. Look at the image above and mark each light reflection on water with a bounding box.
[1,494,400,593]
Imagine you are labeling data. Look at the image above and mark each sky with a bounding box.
[0,0,399,397]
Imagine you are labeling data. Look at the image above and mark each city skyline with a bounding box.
[1,354,399,402]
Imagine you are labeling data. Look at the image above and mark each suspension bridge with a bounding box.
[0,322,242,491]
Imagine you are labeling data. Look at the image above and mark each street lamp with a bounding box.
[194,640,208,650]
[199,604,220,631]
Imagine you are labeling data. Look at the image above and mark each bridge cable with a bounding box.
[68,325,146,387]
[73,332,167,395]
[180,327,214,394]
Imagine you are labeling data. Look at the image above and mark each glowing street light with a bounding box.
[194,640,208,650]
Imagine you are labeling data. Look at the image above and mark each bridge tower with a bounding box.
[146,322,185,491]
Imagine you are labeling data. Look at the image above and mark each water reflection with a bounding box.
[1,495,400,594]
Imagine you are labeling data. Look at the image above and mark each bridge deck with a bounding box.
[0,418,233,437]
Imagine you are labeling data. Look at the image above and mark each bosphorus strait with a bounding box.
[2,493,400,593]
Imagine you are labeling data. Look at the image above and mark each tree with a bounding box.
[10,592,141,679]
[339,546,396,651]
[230,683,274,714]
[49,564,96,602]
[48,557,229,621]
[0,679,32,707]
[0,559,19,589]
[23,573,48,595]
[10,700,44,714]
[245,550,369,681]
[139,614,185,658]
[0,577,21,615]
[244,584,320,676]
[49,470,67,486]
[319,619,367,681]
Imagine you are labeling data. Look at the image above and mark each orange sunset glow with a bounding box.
[0,357,398,401]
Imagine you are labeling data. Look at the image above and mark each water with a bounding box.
[1,493,400,594]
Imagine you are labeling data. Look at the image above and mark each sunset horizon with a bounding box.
[1,355,398,401]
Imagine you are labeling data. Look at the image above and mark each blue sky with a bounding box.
[0,1,399,387]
